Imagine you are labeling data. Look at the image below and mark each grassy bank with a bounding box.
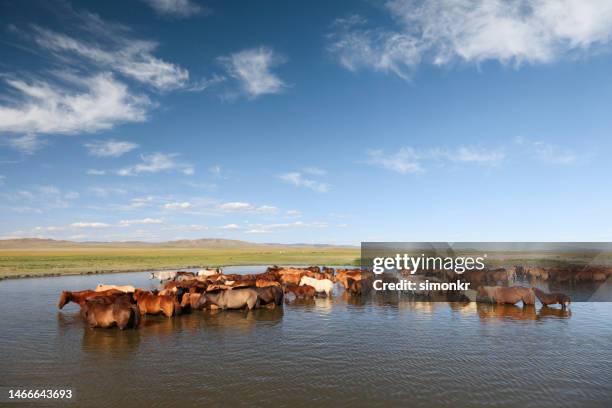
[0,246,360,279]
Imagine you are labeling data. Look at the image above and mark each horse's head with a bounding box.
[58,291,71,309]
[133,288,145,300]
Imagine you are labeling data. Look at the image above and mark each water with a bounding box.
[1,266,611,408]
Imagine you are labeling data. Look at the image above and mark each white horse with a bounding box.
[197,268,221,277]
[149,271,177,282]
[95,284,135,293]
[299,276,334,296]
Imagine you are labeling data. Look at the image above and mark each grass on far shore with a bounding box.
[0,246,360,279]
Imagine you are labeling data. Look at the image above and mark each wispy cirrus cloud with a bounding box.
[89,186,128,197]
[515,138,576,164]
[2,133,47,155]
[28,17,189,91]
[142,0,204,18]
[117,152,194,176]
[278,172,330,193]
[1,185,80,211]
[84,139,139,157]
[219,47,287,98]
[366,146,505,174]
[329,1,612,80]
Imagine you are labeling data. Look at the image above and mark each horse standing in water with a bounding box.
[58,289,124,309]
[534,288,571,309]
[196,288,259,310]
[133,289,181,317]
[81,294,139,329]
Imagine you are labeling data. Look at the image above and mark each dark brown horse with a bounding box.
[283,284,316,299]
[256,286,284,308]
[346,277,371,296]
[81,294,139,329]
[534,288,571,309]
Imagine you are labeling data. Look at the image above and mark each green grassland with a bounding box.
[0,246,360,279]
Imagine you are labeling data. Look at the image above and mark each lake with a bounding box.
[1,266,611,407]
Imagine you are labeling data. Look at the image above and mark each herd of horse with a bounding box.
[57,266,374,330]
[56,264,597,330]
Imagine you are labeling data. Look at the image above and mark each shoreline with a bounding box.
[0,262,356,281]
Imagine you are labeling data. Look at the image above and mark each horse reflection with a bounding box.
[477,304,538,321]
[284,297,316,308]
[341,291,368,308]
[199,307,283,330]
[538,306,571,319]
[81,326,141,353]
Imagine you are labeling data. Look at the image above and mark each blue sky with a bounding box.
[1,0,612,244]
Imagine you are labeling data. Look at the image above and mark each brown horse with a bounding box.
[58,289,123,309]
[180,292,202,310]
[256,279,281,288]
[279,272,303,285]
[256,286,284,308]
[346,277,371,296]
[81,295,139,329]
[534,288,571,309]
[477,286,535,306]
[283,284,316,299]
[133,289,181,317]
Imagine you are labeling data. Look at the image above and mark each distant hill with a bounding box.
[0,238,354,249]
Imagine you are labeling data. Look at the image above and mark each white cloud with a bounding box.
[278,172,330,193]
[0,73,149,135]
[256,205,279,214]
[302,167,327,176]
[31,22,189,91]
[163,201,193,210]
[3,133,46,154]
[219,223,240,230]
[89,187,127,197]
[34,225,65,232]
[2,185,78,210]
[142,0,203,18]
[219,202,278,213]
[286,210,302,217]
[118,152,194,176]
[330,0,612,79]
[130,196,155,208]
[84,139,138,157]
[219,47,286,98]
[86,169,107,176]
[209,164,222,175]
[366,148,423,174]
[118,218,164,226]
[516,138,576,164]
[70,222,110,228]
[162,224,209,232]
[366,146,504,173]
[245,221,329,234]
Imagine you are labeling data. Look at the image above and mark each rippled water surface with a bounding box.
[1,266,612,408]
